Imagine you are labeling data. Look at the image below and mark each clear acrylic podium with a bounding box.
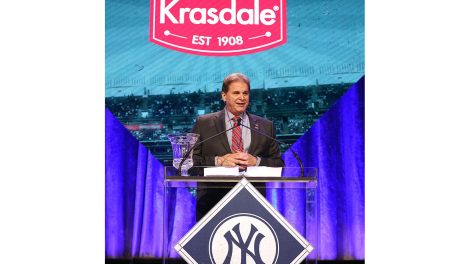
[163,166,319,264]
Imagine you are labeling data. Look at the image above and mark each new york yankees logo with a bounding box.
[210,214,279,264]
[223,223,265,264]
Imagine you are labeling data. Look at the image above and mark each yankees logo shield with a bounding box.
[174,178,313,264]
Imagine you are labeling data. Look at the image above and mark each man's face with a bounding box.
[222,81,250,116]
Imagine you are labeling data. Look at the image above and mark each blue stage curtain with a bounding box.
[105,109,166,257]
[105,109,196,258]
[105,77,364,260]
[283,78,365,259]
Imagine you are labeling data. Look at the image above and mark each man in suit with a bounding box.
[191,72,284,220]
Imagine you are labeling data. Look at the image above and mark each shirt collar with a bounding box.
[224,107,246,121]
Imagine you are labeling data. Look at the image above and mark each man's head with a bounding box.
[221,73,250,116]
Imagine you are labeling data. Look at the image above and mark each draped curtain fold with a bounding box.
[284,78,365,259]
[105,77,365,260]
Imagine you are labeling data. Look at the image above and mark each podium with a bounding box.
[162,166,319,264]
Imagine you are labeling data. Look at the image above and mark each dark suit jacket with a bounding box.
[191,110,284,167]
[191,110,284,220]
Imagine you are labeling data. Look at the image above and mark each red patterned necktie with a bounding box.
[231,116,243,153]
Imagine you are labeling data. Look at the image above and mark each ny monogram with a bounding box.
[223,223,266,264]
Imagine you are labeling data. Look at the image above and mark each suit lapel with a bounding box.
[248,113,260,154]
[214,110,231,153]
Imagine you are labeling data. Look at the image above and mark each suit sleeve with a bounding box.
[258,121,285,167]
[191,117,216,166]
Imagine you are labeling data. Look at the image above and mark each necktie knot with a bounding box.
[232,116,240,126]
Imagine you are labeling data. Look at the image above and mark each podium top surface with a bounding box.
[165,176,317,183]
[164,166,318,183]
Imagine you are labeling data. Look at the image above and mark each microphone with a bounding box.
[177,121,240,176]
[237,118,305,178]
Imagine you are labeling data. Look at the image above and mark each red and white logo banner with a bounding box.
[149,0,287,56]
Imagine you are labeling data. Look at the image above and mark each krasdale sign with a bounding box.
[149,0,287,56]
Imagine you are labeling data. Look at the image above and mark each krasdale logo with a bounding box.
[149,0,287,56]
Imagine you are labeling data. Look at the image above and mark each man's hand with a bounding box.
[218,152,257,169]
